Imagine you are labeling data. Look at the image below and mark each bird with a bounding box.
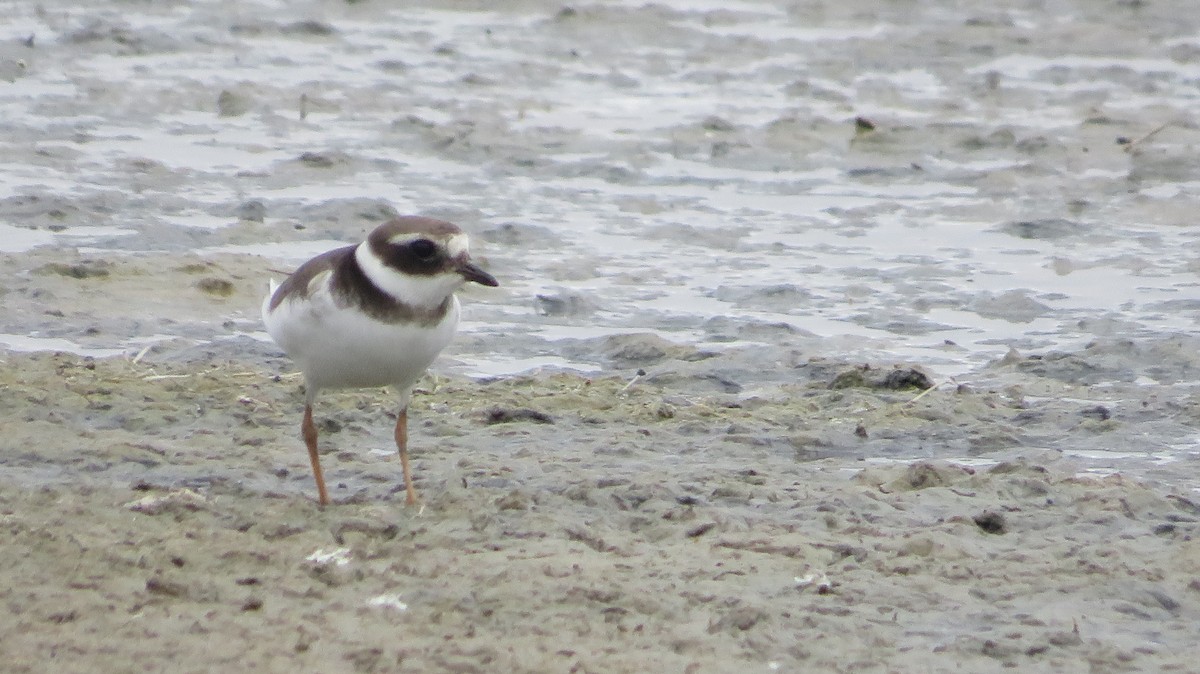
[262,216,498,506]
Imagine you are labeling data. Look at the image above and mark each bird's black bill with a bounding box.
[458,261,499,287]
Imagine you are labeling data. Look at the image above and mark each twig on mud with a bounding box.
[130,345,152,365]
[142,373,193,381]
[905,378,954,406]
[238,396,274,411]
[1121,122,1170,153]
[618,368,647,395]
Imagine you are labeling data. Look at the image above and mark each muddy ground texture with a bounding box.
[2,252,1200,672]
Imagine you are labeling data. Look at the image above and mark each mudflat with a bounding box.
[3,337,1199,671]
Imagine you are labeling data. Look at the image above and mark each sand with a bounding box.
[3,327,1200,671]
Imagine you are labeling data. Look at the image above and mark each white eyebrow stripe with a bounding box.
[384,232,470,257]
[446,233,469,258]
[385,232,427,246]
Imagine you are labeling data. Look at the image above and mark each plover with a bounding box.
[262,216,498,506]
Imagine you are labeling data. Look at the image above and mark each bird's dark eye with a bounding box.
[409,239,438,260]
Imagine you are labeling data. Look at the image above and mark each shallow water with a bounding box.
[2,1,1198,469]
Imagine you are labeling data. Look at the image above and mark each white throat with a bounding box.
[354,242,465,309]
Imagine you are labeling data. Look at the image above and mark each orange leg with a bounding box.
[394,407,418,506]
[303,403,329,506]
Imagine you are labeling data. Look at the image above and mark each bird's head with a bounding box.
[358,216,498,309]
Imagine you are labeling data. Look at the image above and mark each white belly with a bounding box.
[264,288,461,392]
